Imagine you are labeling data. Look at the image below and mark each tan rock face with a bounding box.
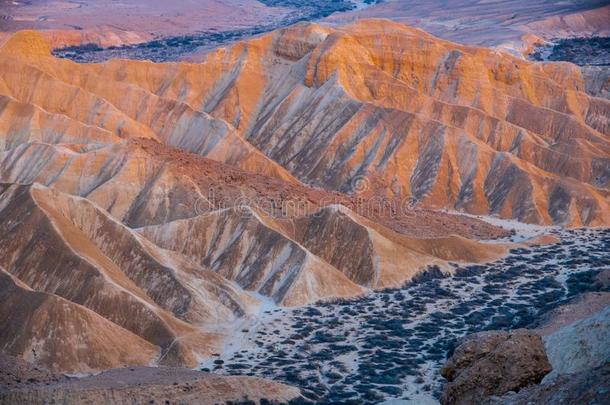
[542,306,610,382]
[440,330,552,405]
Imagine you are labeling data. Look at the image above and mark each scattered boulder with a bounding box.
[440,330,552,405]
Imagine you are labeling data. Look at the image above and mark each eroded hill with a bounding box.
[0,20,608,375]
[2,22,608,225]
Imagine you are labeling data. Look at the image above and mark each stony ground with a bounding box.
[0,354,66,392]
[201,228,610,404]
[0,365,301,405]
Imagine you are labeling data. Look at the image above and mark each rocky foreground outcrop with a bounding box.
[441,292,610,405]
[440,330,552,405]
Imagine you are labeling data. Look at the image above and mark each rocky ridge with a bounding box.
[2,22,607,225]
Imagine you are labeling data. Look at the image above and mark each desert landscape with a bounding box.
[0,1,608,404]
